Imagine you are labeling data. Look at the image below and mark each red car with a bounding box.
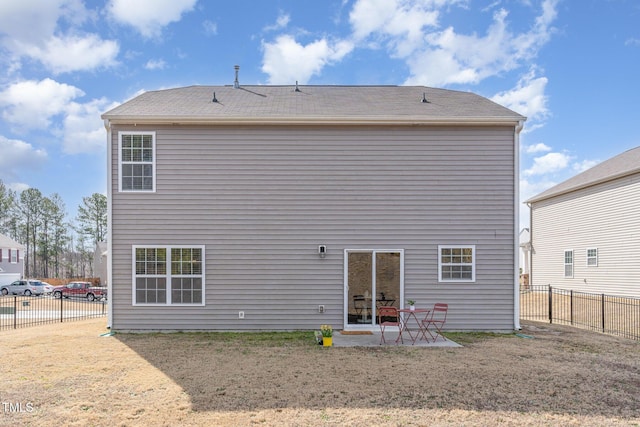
[52,282,107,301]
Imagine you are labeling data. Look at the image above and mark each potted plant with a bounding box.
[320,324,333,347]
[407,300,416,311]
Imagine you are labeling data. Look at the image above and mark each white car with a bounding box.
[0,280,48,296]
[39,281,55,295]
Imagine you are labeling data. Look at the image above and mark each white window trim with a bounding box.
[586,248,598,267]
[118,131,156,193]
[438,245,476,283]
[132,245,205,306]
[564,249,574,278]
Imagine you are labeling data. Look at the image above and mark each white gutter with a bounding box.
[103,118,113,330]
[100,115,525,127]
[513,119,525,330]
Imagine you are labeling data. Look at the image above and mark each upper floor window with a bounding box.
[119,132,155,192]
[438,245,475,282]
[10,249,17,264]
[564,250,573,278]
[586,248,598,267]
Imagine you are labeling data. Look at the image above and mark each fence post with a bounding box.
[13,296,17,329]
[570,290,574,325]
[601,293,605,333]
[60,294,64,323]
[548,285,553,324]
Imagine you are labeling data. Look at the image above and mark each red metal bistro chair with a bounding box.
[422,303,448,342]
[378,306,403,345]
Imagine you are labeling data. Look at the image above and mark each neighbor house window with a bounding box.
[10,249,17,264]
[133,245,204,305]
[564,250,574,278]
[438,245,475,282]
[119,132,155,192]
[586,248,598,267]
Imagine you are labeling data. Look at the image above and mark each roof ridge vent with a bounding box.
[234,65,240,89]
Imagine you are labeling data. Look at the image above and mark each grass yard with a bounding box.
[0,318,639,426]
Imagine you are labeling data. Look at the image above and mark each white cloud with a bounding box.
[61,98,117,154]
[262,35,354,84]
[0,1,117,74]
[264,13,290,32]
[524,152,571,176]
[625,38,640,47]
[203,20,218,36]
[21,34,119,74]
[404,0,559,86]
[0,135,48,180]
[572,159,599,173]
[7,182,31,193]
[0,0,88,45]
[350,0,441,39]
[525,143,551,154]
[107,0,198,38]
[0,78,84,131]
[145,59,167,70]
[491,69,549,122]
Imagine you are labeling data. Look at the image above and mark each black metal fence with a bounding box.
[520,285,640,340]
[0,295,107,331]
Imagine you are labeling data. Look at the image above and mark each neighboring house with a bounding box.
[526,146,640,297]
[94,242,108,287]
[0,233,25,287]
[101,82,525,332]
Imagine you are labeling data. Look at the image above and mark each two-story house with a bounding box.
[102,83,525,332]
[0,233,25,287]
[526,146,640,297]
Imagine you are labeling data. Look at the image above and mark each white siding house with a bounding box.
[0,234,25,287]
[526,146,640,297]
[102,84,525,332]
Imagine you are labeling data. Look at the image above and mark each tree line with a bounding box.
[0,179,106,279]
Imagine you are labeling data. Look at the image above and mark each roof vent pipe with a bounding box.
[234,65,240,89]
[295,81,300,92]
[421,92,430,103]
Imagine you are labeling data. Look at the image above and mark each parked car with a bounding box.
[39,281,55,295]
[0,280,48,296]
[52,282,107,301]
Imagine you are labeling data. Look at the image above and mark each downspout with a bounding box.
[103,119,113,329]
[527,201,533,292]
[513,120,525,330]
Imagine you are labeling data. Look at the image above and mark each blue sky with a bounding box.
[0,0,639,227]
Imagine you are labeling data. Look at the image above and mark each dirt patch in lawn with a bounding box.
[1,319,638,426]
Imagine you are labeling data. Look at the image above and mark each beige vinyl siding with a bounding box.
[110,124,516,331]
[530,173,640,297]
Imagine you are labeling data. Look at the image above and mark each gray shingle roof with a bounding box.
[102,85,524,124]
[0,233,24,250]
[526,146,640,203]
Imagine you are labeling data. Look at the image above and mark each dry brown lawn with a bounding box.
[1,319,639,427]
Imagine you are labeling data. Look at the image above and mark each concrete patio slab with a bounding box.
[330,331,461,347]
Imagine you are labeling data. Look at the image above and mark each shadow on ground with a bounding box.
[114,321,640,419]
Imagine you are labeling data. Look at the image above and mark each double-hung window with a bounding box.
[564,250,574,278]
[10,249,17,264]
[119,132,155,192]
[133,245,204,305]
[586,248,598,267]
[438,245,475,282]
